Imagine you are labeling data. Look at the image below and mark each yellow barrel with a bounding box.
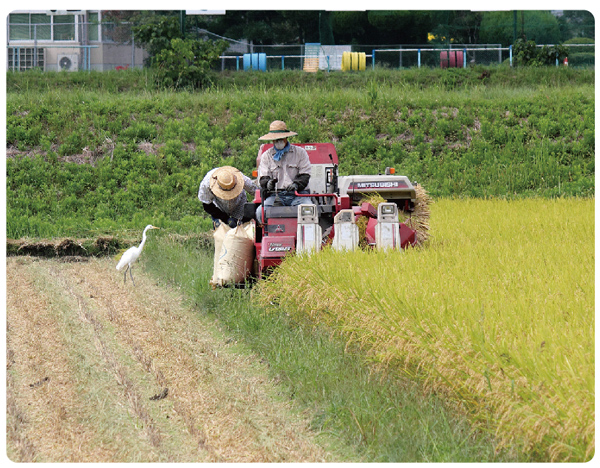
[342,51,366,71]
[341,51,350,71]
[359,52,366,71]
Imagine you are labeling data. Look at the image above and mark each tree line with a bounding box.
[105,10,594,47]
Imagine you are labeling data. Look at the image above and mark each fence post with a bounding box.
[131,30,135,69]
[281,55,285,70]
[418,48,421,68]
[372,49,375,70]
[463,48,467,68]
[33,25,38,69]
[509,44,513,67]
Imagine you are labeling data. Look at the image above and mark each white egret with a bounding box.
[116,224,160,286]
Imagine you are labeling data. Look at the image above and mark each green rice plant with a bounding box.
[255,198,594,462]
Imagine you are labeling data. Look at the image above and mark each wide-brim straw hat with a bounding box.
[210,166,245,200]
[258,120,298,141]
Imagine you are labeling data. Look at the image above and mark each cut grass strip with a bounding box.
[143,235,524,462]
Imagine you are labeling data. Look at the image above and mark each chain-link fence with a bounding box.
[369,44,507,69]
[7,17,595,72]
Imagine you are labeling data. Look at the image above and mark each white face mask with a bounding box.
[274,140,286,150]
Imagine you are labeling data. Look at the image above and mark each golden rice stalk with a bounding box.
[402,183,432,245]
[357,194,386,248]
[358,185,432,247]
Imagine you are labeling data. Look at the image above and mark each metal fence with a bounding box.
[7,18,595,72]
[218,42,594,72]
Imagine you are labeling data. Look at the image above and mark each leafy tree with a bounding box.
[153,37,229,89]
[428,10,483,44]
[132,14,183,63]
[480,11,561,46]
[195,11,308,45]
[557,10,595,40]
[331,11,370,45]
[366,11,433,44]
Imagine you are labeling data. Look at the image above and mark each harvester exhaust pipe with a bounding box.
[375,202,401,250]
[296,204,322,254]
[332,209,359,251]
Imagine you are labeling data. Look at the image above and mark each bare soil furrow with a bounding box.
[6,256,334,462]
[62,257,331,462]
[6,258,121,462]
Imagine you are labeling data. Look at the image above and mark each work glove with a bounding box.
[213,219,221,229]
[266,178,278,191]
[284,182,298,193]
[228,217,240,229]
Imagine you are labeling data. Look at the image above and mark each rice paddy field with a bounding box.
[256,197,594,461]
[6,67,595,461]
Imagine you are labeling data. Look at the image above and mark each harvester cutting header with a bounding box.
[205,120,430,286]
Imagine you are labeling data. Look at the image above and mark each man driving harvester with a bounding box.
[256,120,311,222]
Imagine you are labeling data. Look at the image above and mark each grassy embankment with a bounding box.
[6,67,594,239]
[6,67,595,461]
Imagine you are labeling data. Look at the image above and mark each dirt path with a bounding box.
[6,256,337,462]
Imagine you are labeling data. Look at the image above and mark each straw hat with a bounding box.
[209,166,244,200]
[258,120,298,141]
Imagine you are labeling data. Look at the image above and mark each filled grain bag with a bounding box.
[210,223,231,287]
[211,221,255,287]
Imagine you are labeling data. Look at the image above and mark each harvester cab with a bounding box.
[246,142,423,278]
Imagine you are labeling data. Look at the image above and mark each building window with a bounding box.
[8,47,45,71]
[88,12,100,42]
[8,12,75,42]
[9,13,51,40]
[53,14,75,41]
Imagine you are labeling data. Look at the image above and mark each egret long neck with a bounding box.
[138,228,150,250]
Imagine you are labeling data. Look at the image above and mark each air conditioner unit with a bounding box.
[57,54,79,71]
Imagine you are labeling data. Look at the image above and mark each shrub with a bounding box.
[153,37,229,89]
[513,39,568,66]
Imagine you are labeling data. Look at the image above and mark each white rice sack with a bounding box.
[211,223,230,286]
[213,221,255,286]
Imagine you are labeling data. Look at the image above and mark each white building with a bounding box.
[7,10,147,71]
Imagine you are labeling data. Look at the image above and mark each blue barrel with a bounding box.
[243,53,251,70]
[243,53,267,71]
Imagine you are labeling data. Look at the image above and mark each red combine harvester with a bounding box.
[244,143,420,278]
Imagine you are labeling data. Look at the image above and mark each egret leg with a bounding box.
[123,265,128,284]
[129,266,135,287]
